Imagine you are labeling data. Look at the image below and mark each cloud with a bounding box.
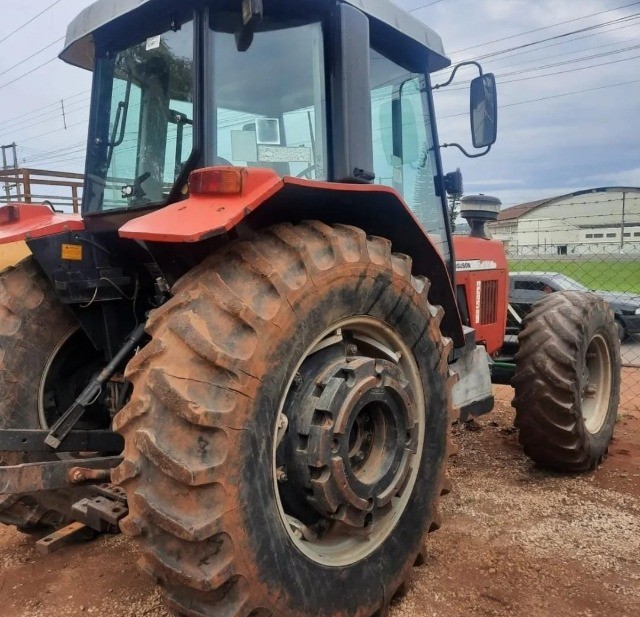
[399,0,640,203]
[465,178,526,187]
[580,167,640,186]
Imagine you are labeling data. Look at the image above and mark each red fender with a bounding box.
[0,204,84,243]
[120,167,465,346]
[119,168,282,242]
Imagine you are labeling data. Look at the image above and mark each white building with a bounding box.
[488,187,640,256]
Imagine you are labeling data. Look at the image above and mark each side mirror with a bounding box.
[470,73,498,149]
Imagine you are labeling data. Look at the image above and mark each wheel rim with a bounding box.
[38,327,111,459]
[581,332,613,434]
[273,316,425,567]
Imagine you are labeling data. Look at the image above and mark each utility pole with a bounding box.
[1,143,18,202]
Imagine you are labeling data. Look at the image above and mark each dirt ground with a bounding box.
[1,384,638,617]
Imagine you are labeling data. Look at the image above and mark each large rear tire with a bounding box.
[513,291,621,472]
[114,222,454,617]
[0,258,109,529]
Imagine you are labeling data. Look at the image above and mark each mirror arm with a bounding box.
[441,142,492,159]
[433,61,483,90]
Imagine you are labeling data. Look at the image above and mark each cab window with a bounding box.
[211,15,327,180]
[370,47,449,260]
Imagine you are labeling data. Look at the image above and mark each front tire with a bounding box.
[513,291,621,471]
[114,222,454,617]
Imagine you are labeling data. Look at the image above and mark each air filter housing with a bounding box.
[460,195,502,239]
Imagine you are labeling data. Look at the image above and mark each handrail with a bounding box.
[0,168,83,213]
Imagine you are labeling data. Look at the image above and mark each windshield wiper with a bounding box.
[106,81,133,169]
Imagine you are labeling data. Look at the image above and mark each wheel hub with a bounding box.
[282,354,418,528]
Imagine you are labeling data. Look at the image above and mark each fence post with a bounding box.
[620,191,626,251]
[72,185,79,213]
[22,169,32,203]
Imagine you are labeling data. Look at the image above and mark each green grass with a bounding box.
[509,259,640,294]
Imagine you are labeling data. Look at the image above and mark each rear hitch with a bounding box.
[72,483,128,531]
[0,457,121,495]
[0,429,123,453]
[68,466,113,484]
[37,483,129,554]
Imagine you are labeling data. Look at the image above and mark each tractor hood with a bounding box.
[60,0,450,72]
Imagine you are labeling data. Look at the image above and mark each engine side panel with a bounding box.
[453,235,508,355]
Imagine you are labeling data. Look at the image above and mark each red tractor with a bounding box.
[0,1,620,615]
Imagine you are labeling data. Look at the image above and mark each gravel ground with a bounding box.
[1,384,638,617]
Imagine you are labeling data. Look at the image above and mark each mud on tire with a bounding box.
[513,291,621,472]
[114,222,455,617]
[0,258,84,529]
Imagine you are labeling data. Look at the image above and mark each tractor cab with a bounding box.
[63,0,496,263]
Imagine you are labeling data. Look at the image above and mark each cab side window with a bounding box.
[370,47,448,259]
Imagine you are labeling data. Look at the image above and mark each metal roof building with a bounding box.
[488,187,640,256]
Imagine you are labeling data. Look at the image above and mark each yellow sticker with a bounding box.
[61,244,83,261]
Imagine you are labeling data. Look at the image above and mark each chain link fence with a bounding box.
[505,243,640,409]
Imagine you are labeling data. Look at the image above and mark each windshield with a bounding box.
[551,274,588,291]
[85,20,195,212]
[211,14,327,180]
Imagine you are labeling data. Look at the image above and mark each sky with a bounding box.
[0,0,638,208]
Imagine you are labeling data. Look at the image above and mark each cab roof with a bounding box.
[60,0,450,72]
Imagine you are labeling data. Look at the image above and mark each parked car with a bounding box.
[509,271,640,340]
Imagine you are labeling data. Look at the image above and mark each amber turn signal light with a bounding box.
[189,168,243,195]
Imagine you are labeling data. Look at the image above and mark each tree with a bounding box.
[447,187,463,233]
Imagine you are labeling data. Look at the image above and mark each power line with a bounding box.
[439,78,640,120]
[410,0,446,11]
[450,0,640,54]
[2,96,92,137]
[486,18,640,67]
[459,52,640,92]
[22,142,86,165]
[0,57,57,91]
[0,90,89,131]
[0,37,64,78]
[441,44,640,92]
[467,12,640,64]
[501,44,640,76]
[2,1,637,144]
[0,0,66,46]
[18,118,88,144]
